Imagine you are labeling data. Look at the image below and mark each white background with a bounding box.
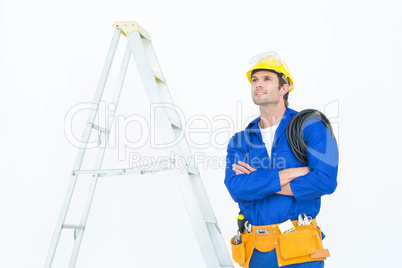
[1,0,401,267]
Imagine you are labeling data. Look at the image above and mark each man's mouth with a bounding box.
[255,91,266,96]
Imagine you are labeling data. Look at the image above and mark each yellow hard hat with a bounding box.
[246,51,294,92]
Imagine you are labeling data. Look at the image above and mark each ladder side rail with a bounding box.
[175,173,223,268]
[142,33,234,268]
[176,134,197,166]
[156,80,183,127]
[127,34,178,150]
[146,41,182,127]
[144,42,195,164]
[172,131,234,266]
[169,123,218,219]
[142,38,164,81]
[175,138,217,219]
[45,28,122,268]
[68,42,132,267]
[144,49,193,167]
[189,174,217,223]
[205,221,234,267]
[127,33,193,175]
[127,31,222,268]
[156,80,174,104]
[161,107,221,223]
[174,128,233,266]
[189,173,234,266]
[171,113,233,267]
[74,28,122,171]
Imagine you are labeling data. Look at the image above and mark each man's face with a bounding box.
[251,70,281,106]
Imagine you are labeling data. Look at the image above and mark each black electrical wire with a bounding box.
[286,109,336,165]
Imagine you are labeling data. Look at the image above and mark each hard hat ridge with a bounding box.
[246,51,294,92]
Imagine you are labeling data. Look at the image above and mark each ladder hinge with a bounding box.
[113,21,152,41]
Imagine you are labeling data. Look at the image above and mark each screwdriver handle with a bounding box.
[238,214,245,234]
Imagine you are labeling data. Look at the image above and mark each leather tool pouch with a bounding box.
[253,228,275,253]
[276,225,329,267]
[230,232,254,268]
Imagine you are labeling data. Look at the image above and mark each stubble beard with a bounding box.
[252,96,269,105]
[252,93,280,106]
[252,86,281,106]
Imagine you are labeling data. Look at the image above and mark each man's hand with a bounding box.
[233,162,309,178]
[276,167,310,196]
[276,183,294,196]
[279,167,310,186]
[232,161,256,175]
[231,162,309,197]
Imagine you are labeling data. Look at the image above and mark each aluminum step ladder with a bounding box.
[44,21,233,268]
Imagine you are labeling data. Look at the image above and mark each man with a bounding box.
[225,51,338,268]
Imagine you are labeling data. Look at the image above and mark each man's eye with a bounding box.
[252,79,257,83]
[265,77,271,81]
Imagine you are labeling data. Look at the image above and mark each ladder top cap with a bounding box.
[113,21,152,41]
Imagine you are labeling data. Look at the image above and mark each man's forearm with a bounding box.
[231,163,308,199]
[276,183,293,196]
[278,167,309,186]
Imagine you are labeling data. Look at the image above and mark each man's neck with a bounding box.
[259,104,286,129]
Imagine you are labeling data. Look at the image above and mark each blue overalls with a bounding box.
[225,108,338,268]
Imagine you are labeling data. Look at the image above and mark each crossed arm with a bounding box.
[232,161,310,196]
[226,120,338,202]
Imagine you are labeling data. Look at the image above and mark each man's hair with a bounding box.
[251,69,289,108]
[278,75,289,108]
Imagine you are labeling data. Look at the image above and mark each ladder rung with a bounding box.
[153,71,165,83]
[72,158,175,177]
[169,118,182,129]
[92,124,110,134]
[186,165,199,176]
[204,218,217,224]
[63,224,85,230]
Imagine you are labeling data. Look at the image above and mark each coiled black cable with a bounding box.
[286,109,336,165]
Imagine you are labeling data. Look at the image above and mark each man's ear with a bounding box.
[280,84,290,96]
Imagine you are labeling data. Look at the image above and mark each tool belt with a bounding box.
[230,219,330,268]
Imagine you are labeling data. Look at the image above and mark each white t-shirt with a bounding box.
[260,122,280,158]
